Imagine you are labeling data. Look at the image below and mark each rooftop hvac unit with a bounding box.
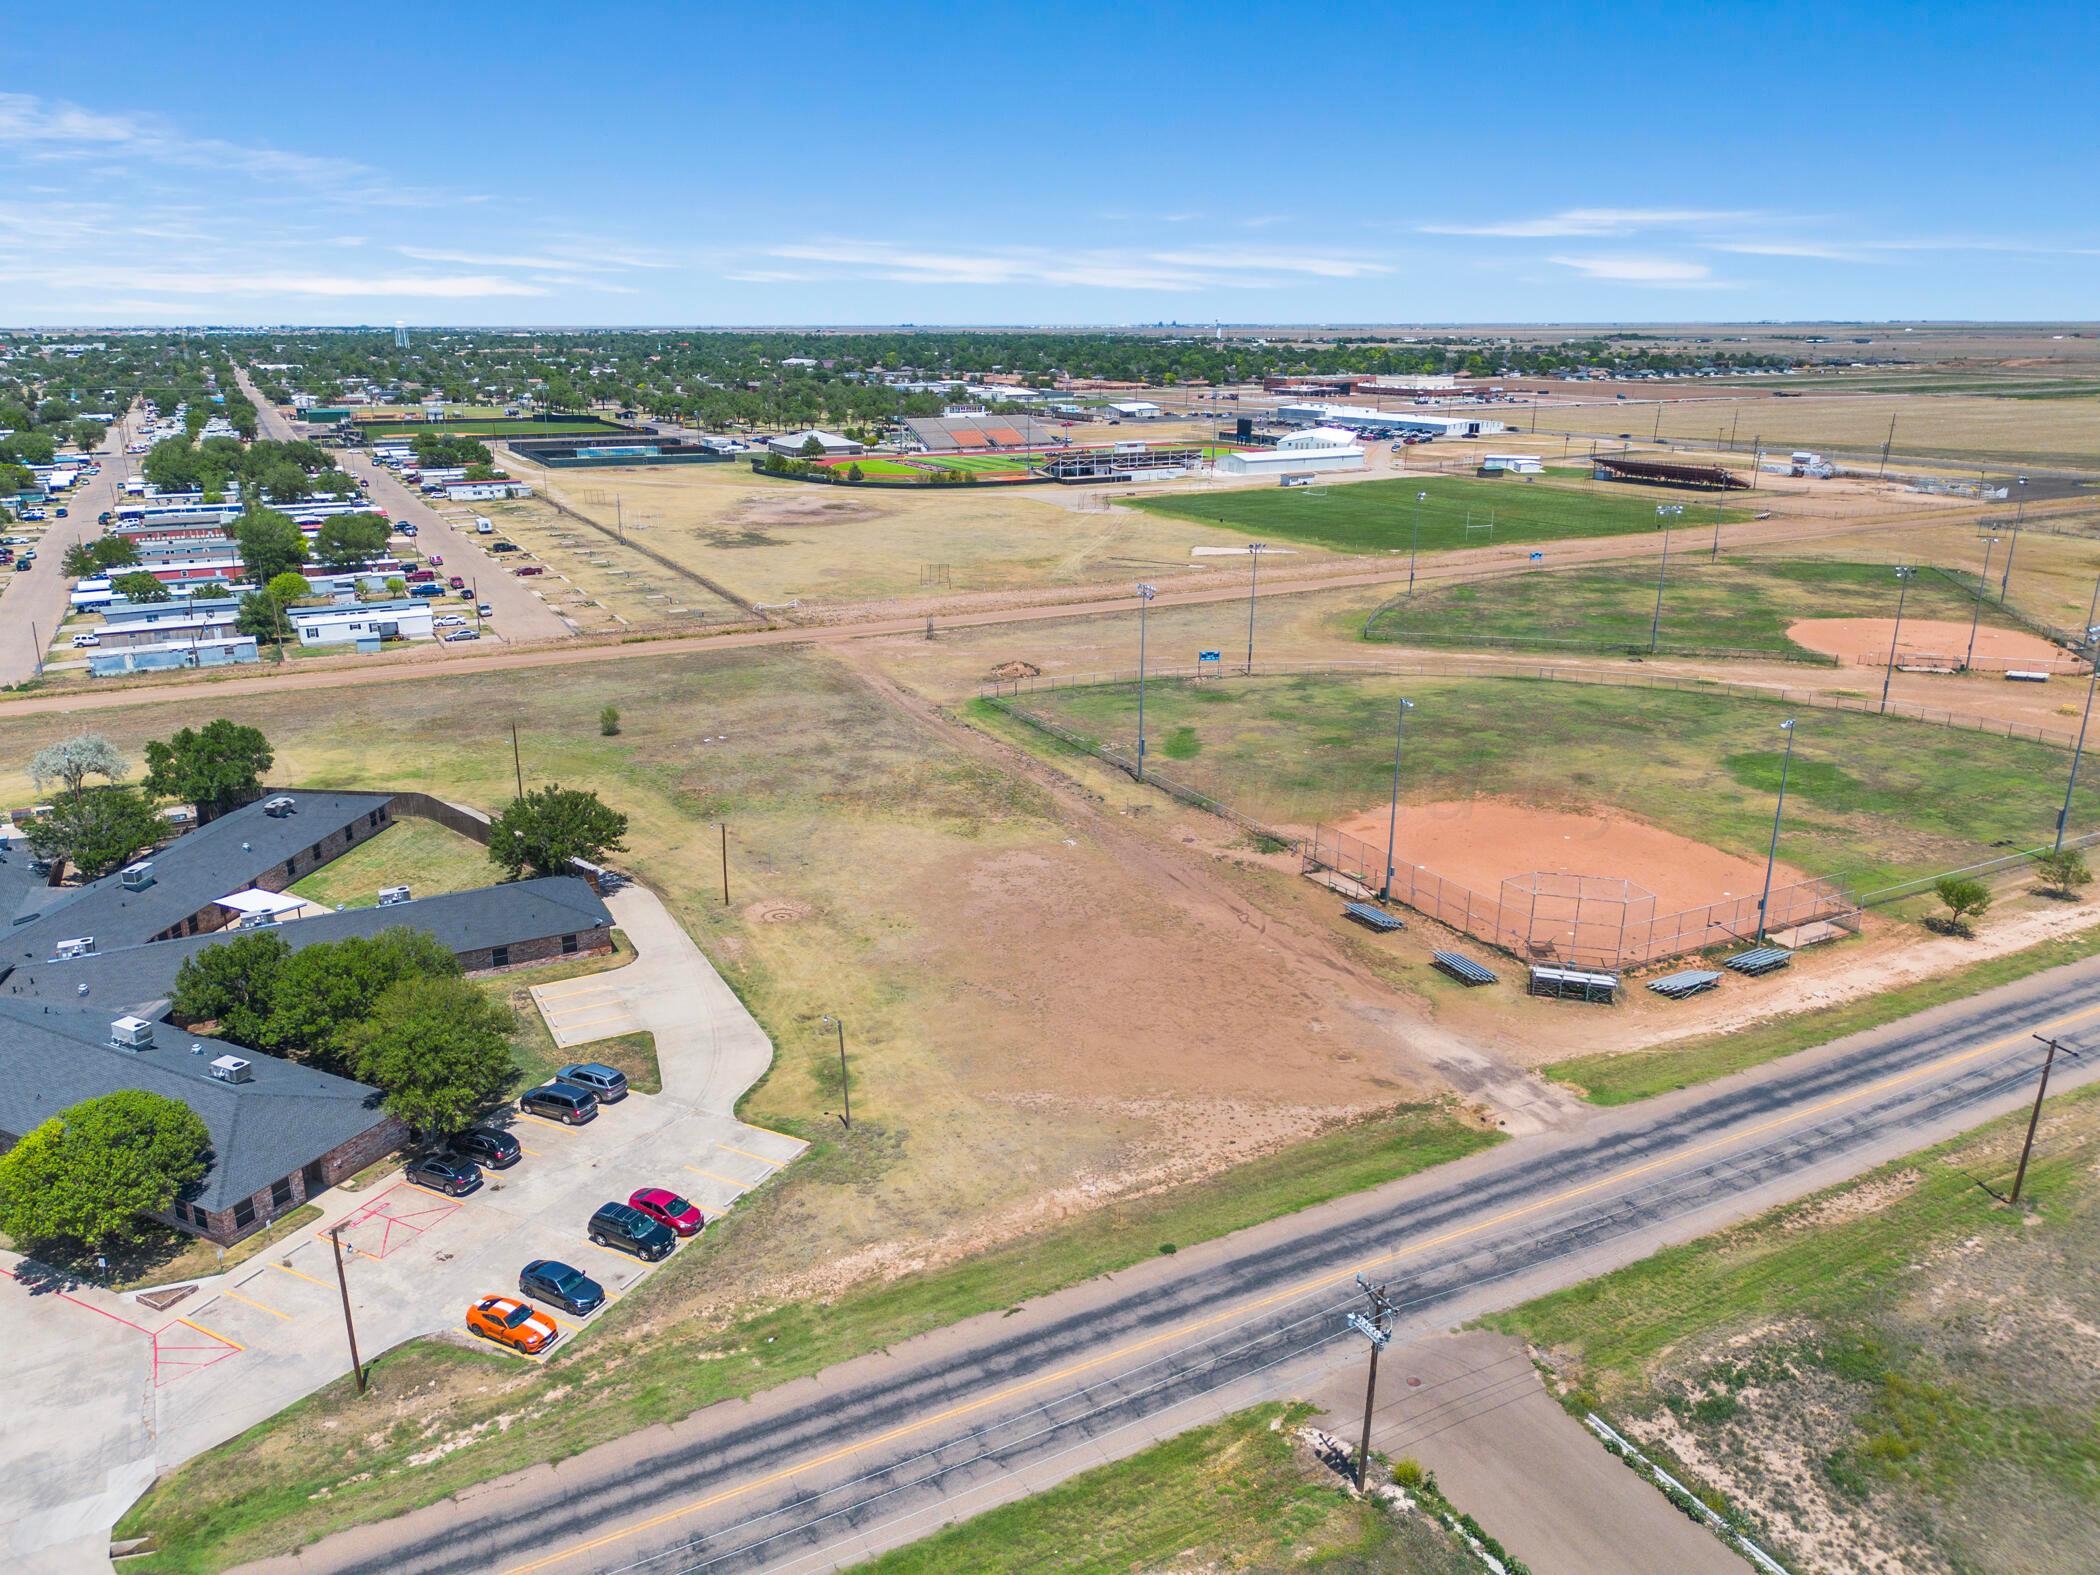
[55,935,96,959]
[208,1054,252,1084]
[377,884,412,906]
[262,795,296,817]
[120,860,155,890]
[110,1015,155,1049]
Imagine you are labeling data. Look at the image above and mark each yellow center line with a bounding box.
[497,1000,2098,1575]
[717,1143,780,1167]
[217,1285,292,1321]
[172,1315,244,1351]
[683,1165,748,1188]
[265,1261,333,1290]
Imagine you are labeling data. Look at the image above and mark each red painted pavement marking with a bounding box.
[4,1264,243,1387]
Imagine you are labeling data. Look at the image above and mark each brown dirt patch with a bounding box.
[1787,616,2070,668]
[743,899,811,923]
[989,659,1041,681]
[1329,796,1809,914]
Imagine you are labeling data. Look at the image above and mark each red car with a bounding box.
[628,1187,704,1237]
[514,565,545,576]
[428,554,443,566]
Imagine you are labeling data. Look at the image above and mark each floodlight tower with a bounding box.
[1755,719,1798,941]
[1135,583,1158,781]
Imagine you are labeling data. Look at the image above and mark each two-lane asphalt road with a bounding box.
[247,951,2100,1575]
[0,418,131,687]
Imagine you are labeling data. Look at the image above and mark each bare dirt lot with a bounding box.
[1787,616,2075,669]
[1329,796,1810,913]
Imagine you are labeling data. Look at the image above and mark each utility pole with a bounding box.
[1381,696,1415,901]
[1346,1276,1396,1489]
[1755,719,1798,941]
[1878,413,1897,478]
[1963,538,1998,669]
[1999,521,2018,604]
[822,1015,851,1130]
[1134,583,1157,781]
[1880,567,1916,714]
[719,821,730,904]
[1649,507,1678,653]
[28,619,41,679]
[2054,596,2100,851]
[327,1225,367,1397]
[1244,543,1266,674]
[1711,497,1723,563]
[2011,1035,2073,1204]
[510,721,524,799]
[1408,491,1426,595]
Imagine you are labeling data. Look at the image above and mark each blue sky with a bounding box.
[4,1,2097,326]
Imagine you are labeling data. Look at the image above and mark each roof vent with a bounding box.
[110,1015,155,1050]
[262,796,296,818]
[377,884,412,906]
[120,860,155,890]
[208,1054,252,1084]
[55,935,96,960]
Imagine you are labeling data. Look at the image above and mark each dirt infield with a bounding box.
[1329,797,1804,915]
[1787,616,2069,668]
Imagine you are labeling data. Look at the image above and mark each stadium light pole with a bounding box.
[1648,505,1680,654]
[1999,518,2018,604]
[1244,543,1266,674]
[1408,491,1426,595]
[1963,537,1999,669]
[1134,583,1157,782]
[1381,696,1415,902]
[2053,608,2100,852]
[1880,567,1916,714]
[1755,719,1798,942]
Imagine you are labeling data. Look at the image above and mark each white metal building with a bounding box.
[290,600,435,647]
[1275,402,1508,439]
[766,429,863,457]
[1214,427,1366,478]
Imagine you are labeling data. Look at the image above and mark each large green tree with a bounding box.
[233,508,306,586]
[142,719,275,823]
[488,784,629,879]
[110,570,171,603]
[25,785,160,880]
[311,511,391,570]
[262,930,461,1068]
[171,931,290,1046]
[0,1092,211,1254]
[343,976,516,1133]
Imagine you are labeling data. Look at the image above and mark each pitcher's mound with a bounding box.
[1788,617,2065,668]
[1329,797,1800,914]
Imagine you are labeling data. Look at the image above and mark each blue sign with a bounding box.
[1198,650,1222,662]
[1529,551,1544,561]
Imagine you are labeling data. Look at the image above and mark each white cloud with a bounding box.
[1546,254,1727,286]
[0,264,550,299]
[1147,248,1389,278]
[1422,207,1757,238]
[760,239,1384,292]
[1704,239,1871,262]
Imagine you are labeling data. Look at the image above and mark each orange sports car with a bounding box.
[465,1294,559,1354]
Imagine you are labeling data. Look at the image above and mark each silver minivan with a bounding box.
[556,1062,628,1103]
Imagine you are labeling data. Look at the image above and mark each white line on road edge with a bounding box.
[1585,1413,1789,1575]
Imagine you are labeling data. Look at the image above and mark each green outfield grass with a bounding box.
[1130,473,1751,556]
[357,418,625,439]
[1017,672,2100,893]
[1365,557,2034,660]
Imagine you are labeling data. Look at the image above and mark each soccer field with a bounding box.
[1130,473,1750,555]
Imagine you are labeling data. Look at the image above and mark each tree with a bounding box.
[234,508,306,586]
[262,930,461,1068]
[1933,876,1993,935]
[111,570,171,603]
[312,512,390,570]
[488,784,629,878]
[25,785,162,880]
[845,462,865,482]
[2034,847,2091,898]
[599,705,620,737]
[29,732,126,804]
[62,536,140,577]
[235,589,288,649]
[385,575,407,598]
[266,571,312,606]
[142,719,275,822]
[171,930,291,1046]
[0,1092,211,1254]
[342,976,516,1134]
[799,436,825,458]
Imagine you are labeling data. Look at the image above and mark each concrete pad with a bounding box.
[1304,1330,1741,1575]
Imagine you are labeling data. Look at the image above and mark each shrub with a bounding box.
[599,705,621,737]
[2033,847,2091,898]
[1932,876,1993,935]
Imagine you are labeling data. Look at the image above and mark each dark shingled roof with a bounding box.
[0,998,390,1213]
[3,876,613,1015]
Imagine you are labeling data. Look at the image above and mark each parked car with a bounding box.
[435,613,466,627]
[557,1062,628,1103]
[519,1259,604,1316]
[477,603,494,617]
[444,629,480,642]
[447,575,465,589]
[490,540,519,554]
[514,565,545,576]
[427,553,443,566]
[449,1126,522,1169]
[628,1187,704,1238]
[54,507,67,518]
[70,633,100,648]
[13,559,30,573]
[587,1201,675,1261]
[457,586,475,599]
[465,1294,558,1355]
[406,1153,482,1195]
[409,583,445,598]
[398,522,418,536]
[519,1082,598,1125]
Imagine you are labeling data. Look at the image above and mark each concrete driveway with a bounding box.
[0,880,796,1571]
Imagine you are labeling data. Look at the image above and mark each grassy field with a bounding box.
[1016,672,2100,892]
[355,418,624,439]
[1484,1085,2100,1573]
[1129,472,1750,556]
[1364,557,2032,660]
[115,1102,1496,1571]
[286,817,492,909]
[1544,920,2100,1104]
[859,1403,1481,1574]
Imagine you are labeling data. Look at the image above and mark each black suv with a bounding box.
[520,1259,605,1316]
[405,1153,481,1195]
[587,1202,674,1261]
[449,1127,522,1169]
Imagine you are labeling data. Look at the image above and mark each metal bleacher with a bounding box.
[1433,951,1499,987]
[1724,947,1794,977]
[1528,964,1620,1003]
[1647,968,1723,1001]
[1343,901,1405,933]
